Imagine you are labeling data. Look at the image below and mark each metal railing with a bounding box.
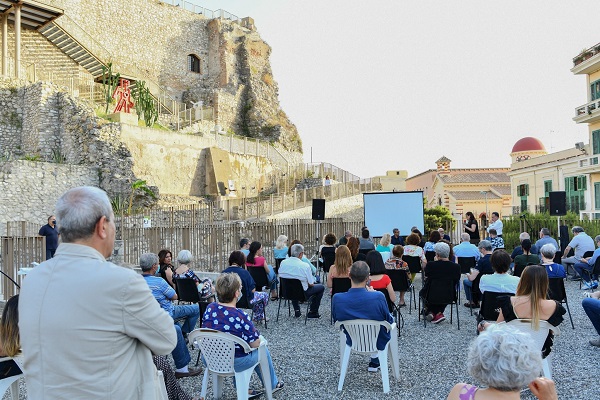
[160,1,240,22]
[573,42,600,67]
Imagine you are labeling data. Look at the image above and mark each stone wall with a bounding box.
[0,160,98,236]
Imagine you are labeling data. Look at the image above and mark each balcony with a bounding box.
[573,98,600,124]
[579,155,600,173]
[572,42,600,75]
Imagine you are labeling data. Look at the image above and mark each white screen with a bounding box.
[363,192,424,238]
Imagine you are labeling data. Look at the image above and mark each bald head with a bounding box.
[461,233,471,242]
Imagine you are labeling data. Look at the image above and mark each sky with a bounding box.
[197,0,599,179]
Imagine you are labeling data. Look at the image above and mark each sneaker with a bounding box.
[432,313,446,324]
[307,312,321,319]
[593,281,599,289]
[425,313,434,322]
[582,281,593,290]
[590,337,600,347]
[367,360,380,372]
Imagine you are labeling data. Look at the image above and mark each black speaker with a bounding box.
[549,191,566,216]
[312,199,325,220]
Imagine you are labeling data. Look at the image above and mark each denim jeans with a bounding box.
[267,265,277,290]
[583,298,600,335]
[463,279,473,301]
[292,284,325,314]
[171,323,191,369]
[172,304,200,334]
[573,262,596,283]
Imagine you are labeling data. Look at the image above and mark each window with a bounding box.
[593,130,600,155]
[592,80,600,101]
[517,184,529,197]
[188,54,201,73]
[565,175,587,213]
[543,180,552,196]
[595,182,600,210]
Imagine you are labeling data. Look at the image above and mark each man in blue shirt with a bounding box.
[332,261,393,372]
[573,235,600,289]
[140,253,201,378]
[534,228,559,258]
[39,215,59,260]
[454,233,481,260]
[391,228,405,246]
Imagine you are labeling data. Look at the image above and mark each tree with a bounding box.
[128,179,156,215]
[424,206,455,234]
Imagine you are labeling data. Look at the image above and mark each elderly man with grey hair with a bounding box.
[419,242,461,323]
[510,232,538,260]
[562,226,596,280]
[572,235,600,289]
[454,233,481,260]
[140,253,201,378]
[279,243,325,318]
[463,240,494,309]
[20,186,177,399]
[534,227,558,257]
[338,230,353,246]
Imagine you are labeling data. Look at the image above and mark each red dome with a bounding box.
[511,137,546,153]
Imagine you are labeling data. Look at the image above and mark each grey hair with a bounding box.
[140,253,159,271]
[461,233,471,242]
[434,242,450,259]
[55,186,113,243]
[290,243,304,258]
[540,243,557,259]
[572,226,584,233]
[540,228,551,236]
[478,240,492,251]
[177,250,193,265]
[519,232,530,241]
[468,324,542,391]
[349,261,370,284]
[595,235,600,243]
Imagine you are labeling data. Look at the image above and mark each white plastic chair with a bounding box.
[0,357,23,400]
[379,251,391,263]
[505,319,560,379]
[334,320,399,393]
[188,328,273,400]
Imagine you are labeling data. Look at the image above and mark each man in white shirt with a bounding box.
[562,226,595,279]
[279,243,324,318]
[486,212,503,237]
[454,233,481,261]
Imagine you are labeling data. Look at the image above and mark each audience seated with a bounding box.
[158,249,176,289]
[173,250,214,298]
[539,244,566,278]
[534,228,559,258]
[561,226,595,280]
[338,230,352,246]
[279,244,325,318]
[273,235,289,261]
[420,242,460,324]
[359,229,375,251]
[0,295,23,373]
[385,245,410,306]
[391,228,405,246]
[347,237,366,262]
[376,233,394,253]
[365,251,396,304]
[153,355,200,400]
[332,261,393,373]
[513,239,538,277]
[488,229,504,250]
[288,239,319,279]
[245,242,278,299]
[479,250,519,294]
[583,291,600,347]
[511,232,538,260]
[223,251,270,324]
[464,240,494,308]
[423,230,441,252]
[404,233,427,281]
[438,227,451,242]
[480,265,565,358]
[327,245,353,292]
[453,233,481,260]
[202,273,284,395]
[447,324,558,400]
[240,238,251,256]
[572,234,600,289]
[140,253,201,378]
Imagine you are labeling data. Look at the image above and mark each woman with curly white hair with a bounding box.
[447,324,558,400]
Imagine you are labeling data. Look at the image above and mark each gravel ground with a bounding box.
[8,275,598,399]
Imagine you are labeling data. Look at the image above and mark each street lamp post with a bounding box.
[480,190,489,223]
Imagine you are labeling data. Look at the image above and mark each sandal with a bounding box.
[398,303,406,308]
[270,296,279,301]
[272,381,284,394]
[248,389,263,399]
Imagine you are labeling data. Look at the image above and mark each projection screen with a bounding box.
[363,191,425,238]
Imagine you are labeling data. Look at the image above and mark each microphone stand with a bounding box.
[520,214,533,239]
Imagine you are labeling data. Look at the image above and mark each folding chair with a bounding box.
[247,266,270,292]
[173,277,212,317]
[274,258,285,275]
[476,291,514,328]
[425,251,436,262]
[188,329,274,400]
[320,247,336,282]
[457,257,476,275]
[375,288,403,333]
[402,255,423,284]
[419,278,460,329]
[330,277,351,324]
[547,278,574,329]
[276,278,316,325]
[236,285,267,329]
[385,269,416,314]
[504,319,560,379]
[335,320,399,393]
[0,357,23,400]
